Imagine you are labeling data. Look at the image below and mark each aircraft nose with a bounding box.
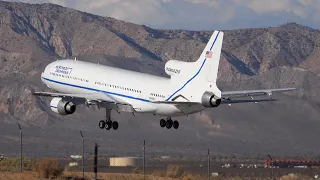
[41,61,55,81]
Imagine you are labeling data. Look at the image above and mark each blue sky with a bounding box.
[6,0,320,30]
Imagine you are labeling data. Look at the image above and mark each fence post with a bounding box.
[208,149,210,180]
[94,143,98,180]
[143,140,146,180]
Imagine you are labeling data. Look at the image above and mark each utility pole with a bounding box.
[80,131,84,179]
[17,123,22,173]
[268,154,274,180]
[208,149,210,180]
[94,143,98,180]
[143,140,146,180]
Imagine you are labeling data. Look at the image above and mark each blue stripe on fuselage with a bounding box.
[42,77,151,102]
[165,31,220,101]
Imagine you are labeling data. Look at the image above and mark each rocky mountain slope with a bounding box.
[1,1,320,157]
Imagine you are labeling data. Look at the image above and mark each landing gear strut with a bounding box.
[99,109,119,130]
[160,118,179,129]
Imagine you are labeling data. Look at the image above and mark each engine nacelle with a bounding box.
[165,60,187,76]
[201,91,221,107]
[50,97,76,115]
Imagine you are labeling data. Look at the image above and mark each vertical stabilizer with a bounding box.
[166,30,223,101]
[195,30,224,83]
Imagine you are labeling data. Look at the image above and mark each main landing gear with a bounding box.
[160,118,179,129]
[99,109,119,130]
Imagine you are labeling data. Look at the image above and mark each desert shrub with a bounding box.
[35,158,64,179]
[152,170,166,177]
[279,174,313,180]
[182,175,195,180]
[132,166,142,174]
[181,174,205,180]
[0,157,35,171]
[166,164,184,178]
[64,175,89,180]
[231,177,243,180]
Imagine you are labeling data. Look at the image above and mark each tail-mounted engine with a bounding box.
[50,97,76,115]
[201,91,221,107]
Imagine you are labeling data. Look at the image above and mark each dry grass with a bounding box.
[35,158,64,179]
[279,174,314,180]
[0,172,38,180]
[0,171,180,180]
[166,165,185,178]
[65,171,179,180]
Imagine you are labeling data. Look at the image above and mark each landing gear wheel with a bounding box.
[160,119,166,128]
[166,119,173,129]
[105,120,112,130]
[112,121,119,130]
[99,120,106,129]
[173,120,179,129]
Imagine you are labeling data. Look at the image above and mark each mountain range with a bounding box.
[0,1,320,158]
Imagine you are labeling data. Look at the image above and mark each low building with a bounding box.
[109,157,141,167]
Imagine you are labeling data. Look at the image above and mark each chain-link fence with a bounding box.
[1,133,320,180]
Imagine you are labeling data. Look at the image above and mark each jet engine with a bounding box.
[201,91,221,107]
[50,97,76,115]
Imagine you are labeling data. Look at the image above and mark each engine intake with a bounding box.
[201,91,221,107]
[50,97,76,115]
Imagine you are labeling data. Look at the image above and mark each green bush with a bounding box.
[166,164,185,178]
[35,158,64,179]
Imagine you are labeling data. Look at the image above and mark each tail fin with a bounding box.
[165,31,223,101]
[195,30,224,83]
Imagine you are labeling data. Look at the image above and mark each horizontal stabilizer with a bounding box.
[221,98,278,104]
[222,88,296,99]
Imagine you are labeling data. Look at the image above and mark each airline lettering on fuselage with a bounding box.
[166,67,181,74]
[55,65,73,75]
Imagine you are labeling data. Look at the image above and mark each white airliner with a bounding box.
[33,30,296,130]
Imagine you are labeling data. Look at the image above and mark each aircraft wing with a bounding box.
[221,88,296,99]
[33,91,134,112]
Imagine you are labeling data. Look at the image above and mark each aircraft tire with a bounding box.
[173,120,179,129]
[105,120,112,130]
[166,119,173,129]
[160,119,166,128]
[99,120,106,129]
[112,121,119,130]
